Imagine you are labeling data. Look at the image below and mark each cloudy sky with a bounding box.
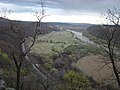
[0,0,120,24]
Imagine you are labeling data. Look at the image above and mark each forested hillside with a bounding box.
[0,17,61,90]
[87,25,120,44]
[0,17,59,53]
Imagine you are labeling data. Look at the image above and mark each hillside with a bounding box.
[86,25,120,43]
[0,17,59,54]
[0,17,62,89]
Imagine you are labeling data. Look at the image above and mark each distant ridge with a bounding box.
[47,22,95,26]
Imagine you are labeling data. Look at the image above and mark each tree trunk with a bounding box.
[108,40,120,87]
[110,56,120,86]
[16,67,21,90]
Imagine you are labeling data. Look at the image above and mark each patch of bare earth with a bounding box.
[76,55,117,85]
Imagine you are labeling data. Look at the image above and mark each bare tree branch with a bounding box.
[101,8,120,87]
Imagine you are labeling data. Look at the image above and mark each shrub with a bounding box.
[50,68,58,74]
[44,63,53,70]
[64,70,91,90]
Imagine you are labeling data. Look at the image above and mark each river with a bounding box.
[66,29,95,45]
[66,29,120,56]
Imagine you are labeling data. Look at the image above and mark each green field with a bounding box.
[28,31,80,58]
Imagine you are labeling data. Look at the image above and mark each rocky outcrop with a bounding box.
[0,70,5,90]
[0,70,15,90]
[5,88,15,90]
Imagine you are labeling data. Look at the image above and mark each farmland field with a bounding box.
[27,31,80,58]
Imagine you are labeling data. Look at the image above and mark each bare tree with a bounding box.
[1,0,46,90]
[100,8,120,87]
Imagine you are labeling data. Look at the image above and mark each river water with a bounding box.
[66,29,95,45]
[66,29,120,55]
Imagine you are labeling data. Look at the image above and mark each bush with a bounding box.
[50,40,53,43]
[0,51,12,69]
[51,46,61,53]
[63,70,91,90]
[0,49,16,88]
[64,44,87,55]
[44,63,53,70]
[64,44,104,56]
[84,44,104,55]
[3,69,16,88]
[50,68,58,74]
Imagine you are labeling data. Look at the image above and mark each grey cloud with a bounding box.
[0,0,57,11]
[48,0,120,12]
[0,0,45,13]
[0,0,120,13]
[0,0,40,6]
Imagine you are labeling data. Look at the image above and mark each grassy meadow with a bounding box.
[28,31,80,58]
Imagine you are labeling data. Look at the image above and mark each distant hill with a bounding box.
[47,22,93,27]
[47,22,94,31]
[86,25,104,38]
[86,25,120,43]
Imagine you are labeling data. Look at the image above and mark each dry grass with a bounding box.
[76,55,117,85]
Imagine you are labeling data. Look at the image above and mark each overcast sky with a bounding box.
[0,0,120,24]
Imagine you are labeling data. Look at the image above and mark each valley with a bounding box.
[0,17,120,90]
[26,26,118,88]
[0,0,120,90]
